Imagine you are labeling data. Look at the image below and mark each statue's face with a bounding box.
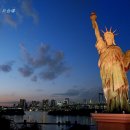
[104,34,114,45]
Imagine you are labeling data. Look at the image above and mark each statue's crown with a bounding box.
[101,27,117,38]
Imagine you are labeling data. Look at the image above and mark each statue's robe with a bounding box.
[96,37,129,112]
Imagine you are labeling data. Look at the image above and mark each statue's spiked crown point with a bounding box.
[101,27,118,37]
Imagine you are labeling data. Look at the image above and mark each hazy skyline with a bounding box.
[0,0,130,102]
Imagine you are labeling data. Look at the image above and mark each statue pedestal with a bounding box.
[91,113,130,130]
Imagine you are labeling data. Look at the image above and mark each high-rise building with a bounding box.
[83,99,87,104]
[42,99,49,110]
[31,101,40,107]
[19,99,27,110]
[50,99,56,107]
[64,98,70,105]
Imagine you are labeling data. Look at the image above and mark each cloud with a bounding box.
[31,75,37,82]
[20,44,50,67]
[53,86,104,101]
[0,64,12,72]
[19,43,34,65]
[18,65,33,77]
[36,89,44,92]
[39,50,70,80]
[55,89,80,96]
[0,0,39,28]
[40,61,69,80]
[0,61,14,72]
[16,12,24,24]
[4,14,17,28]
[19,44,70,80]
[54,88,82,97]
[21,0,39,23]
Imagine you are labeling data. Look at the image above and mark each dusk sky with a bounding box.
[0,0,130,102]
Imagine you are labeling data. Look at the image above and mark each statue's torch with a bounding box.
[90,12,97,29]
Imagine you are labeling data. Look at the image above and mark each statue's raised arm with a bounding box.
[90,12,102,41]
[90,12,106,55]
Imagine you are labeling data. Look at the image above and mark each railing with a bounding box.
[16,121,97,130]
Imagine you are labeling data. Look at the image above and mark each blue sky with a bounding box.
[0,0,130,102]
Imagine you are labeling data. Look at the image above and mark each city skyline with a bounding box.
[0,0,130,102]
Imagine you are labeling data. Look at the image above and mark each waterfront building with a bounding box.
[42,99,49,110]
[19,99,27,110]
[57,101,62,107]
[50,99,56,107]
[64,98,70,105]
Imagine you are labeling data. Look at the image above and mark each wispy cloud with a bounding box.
[40,51,69,80]
[0,0,39,28]
[18,65,33,77]
[0,64,11,72]
[55,89,80,96]
[21,0,39,23]
[31,75,37,82]
[20,44,50,67]
[19,43,34,65]
[53,86,103,101]
[36,88,44,92]
[0,61,14,73]
[19,43,70,81]
[4,14,17,28]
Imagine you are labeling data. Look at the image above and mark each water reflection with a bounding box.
[6,111,96,130]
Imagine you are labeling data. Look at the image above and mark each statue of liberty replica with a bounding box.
[90,12,130,113]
